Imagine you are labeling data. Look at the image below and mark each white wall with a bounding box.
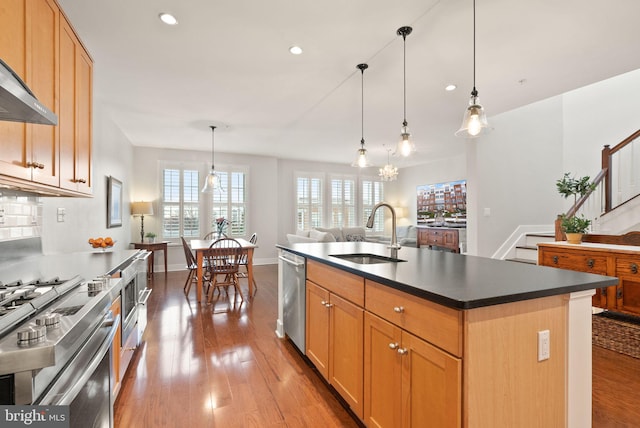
[41,103,134,254]
[469,97,565,257]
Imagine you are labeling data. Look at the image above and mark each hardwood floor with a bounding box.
[115,265,640,427]
[114,265,359,428]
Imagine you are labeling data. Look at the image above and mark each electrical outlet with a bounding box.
[538,330,550,361]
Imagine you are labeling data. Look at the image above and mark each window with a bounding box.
[211,170,247,237]
[296,173,324,230]
[161,168,200,239]
[294,172,384,232]
[362,179,385,232]
[330,176,357,227]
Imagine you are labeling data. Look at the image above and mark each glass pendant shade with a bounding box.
[201,168,221,193]
[201,125,222,193]
[352,141,371,167]
[397,123,415,157]
[455,92,491,138]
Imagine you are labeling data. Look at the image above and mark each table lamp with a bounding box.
[131,201,154,243]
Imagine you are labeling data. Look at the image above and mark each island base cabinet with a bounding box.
[306,280,364,420]
[306,281,330,379]
[364,312,461,428]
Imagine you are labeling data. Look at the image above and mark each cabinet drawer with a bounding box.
[307,260,364,306]
[540,251,608,275]
[365,280,462,357]
[616,256,640,277]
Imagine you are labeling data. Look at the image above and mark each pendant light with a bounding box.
[396,26,415,157]
[352,63,371,168]
[378,147,398,181]
[201,125,222,193]
[455,0,492,138]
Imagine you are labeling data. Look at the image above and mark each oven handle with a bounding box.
[138,288,152,305]
[41,311,120,406]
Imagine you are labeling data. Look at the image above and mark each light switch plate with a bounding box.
[538,330,550,361]
[57,208,65,223]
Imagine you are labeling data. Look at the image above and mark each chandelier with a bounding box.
[379,148,398,181]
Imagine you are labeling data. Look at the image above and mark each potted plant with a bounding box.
[556,173,596,205]
[560,214,591,244]
[145,232,157,243]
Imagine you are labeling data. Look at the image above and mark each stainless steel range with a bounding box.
[0,275,118,404]
[0,246,150,428]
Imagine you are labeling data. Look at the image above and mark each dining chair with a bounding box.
[237,232,257,296]
[181,237,210,297]
[204,237,244,304]
[181,237,198,295]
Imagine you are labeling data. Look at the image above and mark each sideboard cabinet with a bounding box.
[538,242,638,314]
[416,226,462,253]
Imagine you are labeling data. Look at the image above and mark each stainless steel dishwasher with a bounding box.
[279,250,306,352]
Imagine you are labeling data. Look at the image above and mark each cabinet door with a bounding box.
[25,0,59,186]
[59,17,92,193]
[0,0,30,181]
[329,292,364,419]
[364,312,402,428]
[306,280,330,379]
[401,331,461,428]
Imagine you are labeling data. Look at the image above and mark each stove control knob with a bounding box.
[36,313,61,329]
[17,325,46,346]
[87,280,104,292]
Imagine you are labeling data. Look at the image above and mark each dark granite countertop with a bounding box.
[276,242,618,309]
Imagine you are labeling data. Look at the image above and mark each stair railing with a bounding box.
[554,128,640,241]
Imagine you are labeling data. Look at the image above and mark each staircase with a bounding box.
[505,232,555,265]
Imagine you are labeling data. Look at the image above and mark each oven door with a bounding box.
[36,311,120,428]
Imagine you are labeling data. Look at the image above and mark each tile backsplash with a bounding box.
[0,190,42,241]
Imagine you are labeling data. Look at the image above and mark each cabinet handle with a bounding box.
[27,161,44,169]
[617,288,623,299]
[631,263,638,274]
[587,259,595,268]
[322,301,333,308]
[388,343,399,350]
[321,300,328,306]
[552,256,559,264]
[76,178,87,184]
[397,348,408,355]
[393,306,404,314]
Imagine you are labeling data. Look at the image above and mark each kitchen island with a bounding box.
[276,241,618,428]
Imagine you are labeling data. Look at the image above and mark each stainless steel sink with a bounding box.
[329,253,406,264]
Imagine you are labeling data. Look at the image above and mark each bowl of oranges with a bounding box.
[88,237,115,252]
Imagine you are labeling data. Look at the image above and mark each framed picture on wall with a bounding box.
[107,176,123,228]
[417,179,467,226]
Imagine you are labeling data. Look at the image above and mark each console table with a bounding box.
[538,241,639,314]
[416,226,463,253]
[133,241,169,276]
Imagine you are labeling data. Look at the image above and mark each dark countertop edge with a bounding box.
[276,244,619,310]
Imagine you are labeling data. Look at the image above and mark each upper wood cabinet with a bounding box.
[0,0,92,196]
[59,17,92,193]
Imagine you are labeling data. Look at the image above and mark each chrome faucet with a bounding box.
[366,202,401,250]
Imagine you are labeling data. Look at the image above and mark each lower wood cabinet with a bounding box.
[364,312,461,428]
[306,280,364,418]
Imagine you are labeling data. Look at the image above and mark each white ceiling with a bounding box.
[58,0,640,168]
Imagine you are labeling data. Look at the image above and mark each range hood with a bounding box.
[0,58,57,126]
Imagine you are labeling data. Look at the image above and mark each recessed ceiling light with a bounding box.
[289,46,303,55]
[445,84,457,91]
[159,13,178,25]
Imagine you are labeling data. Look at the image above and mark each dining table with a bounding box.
[190,238,257,302]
